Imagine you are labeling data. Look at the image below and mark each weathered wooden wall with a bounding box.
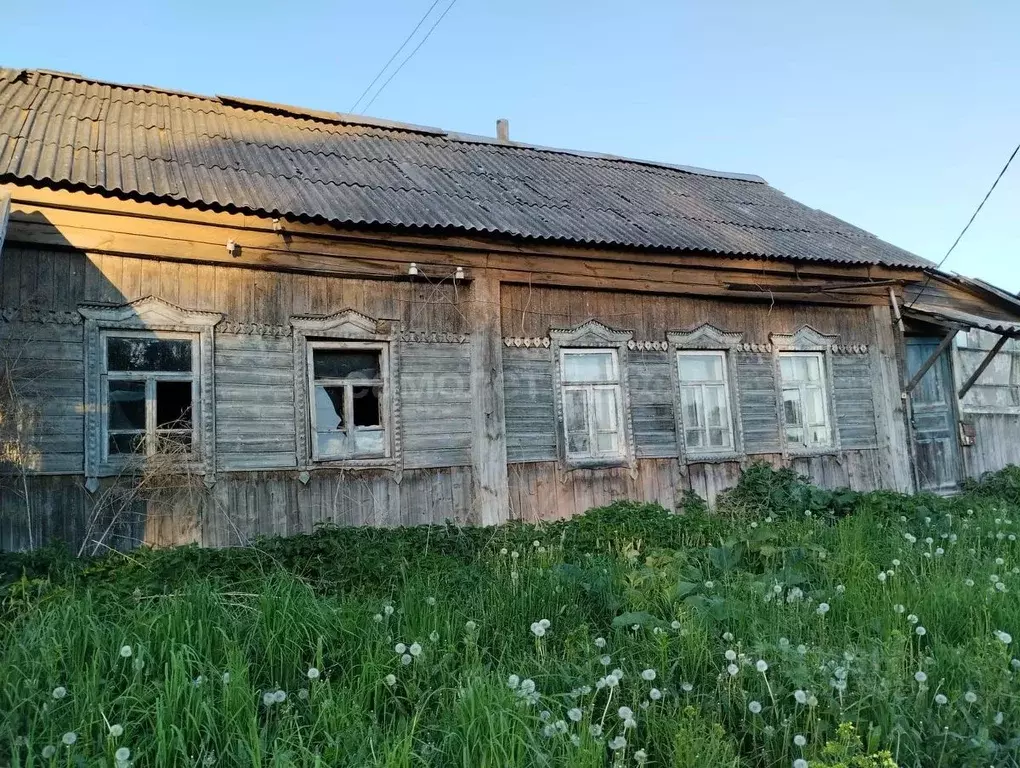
[500,284,893,515]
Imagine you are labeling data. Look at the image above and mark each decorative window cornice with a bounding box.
[737,342,774,354]
[290,308,394,339]
[549,319,634,347]
[667,323,744,350]
[770,326,839,352]
[79,297,220,487]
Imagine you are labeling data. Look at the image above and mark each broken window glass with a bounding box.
[310,346,388,460]
[108,337,192,372]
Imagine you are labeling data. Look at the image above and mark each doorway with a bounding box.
[905,337,962,492]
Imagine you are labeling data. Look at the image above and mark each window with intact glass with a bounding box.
[560,349,625,461]
[104,335,196,459]
[310,345,388,460]
[677,351,734,453]
[778,352,832,449]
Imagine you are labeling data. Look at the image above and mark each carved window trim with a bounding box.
[667,324,745,463]
[549,320,635,470]
[290,309,401,473]
[79,296,221,488]
[770,326,841,456]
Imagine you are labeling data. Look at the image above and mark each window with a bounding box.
[778,352,832,449]
[308,342,389,461]
[102,333,197,459]
[677,350,734,453]
[560,349,625,460]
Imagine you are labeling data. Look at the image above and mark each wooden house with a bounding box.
[2,68,1019,551]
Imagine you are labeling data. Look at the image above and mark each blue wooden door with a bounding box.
[906,338,961,492]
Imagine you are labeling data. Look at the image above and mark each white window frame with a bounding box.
[778,351,833,450]
[101,330,199,462]
[79,296,221,489]
[307,341,390,462]
[676,349,736,455]
[559,348,627,462]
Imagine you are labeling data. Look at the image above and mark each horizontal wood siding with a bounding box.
[400,343,472,468]
[832,355,879,449]
[628,349,679,458]
[214,333,297,471]
[735,351,782,454]
[503,347,557,462]
[0,320,84,473]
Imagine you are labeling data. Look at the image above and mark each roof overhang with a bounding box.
[904,303,1020,337]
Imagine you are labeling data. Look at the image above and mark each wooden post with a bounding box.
[888,286,905,333]
[958,334,1010,399]
[870,305,913,492]
[468,271,510,525]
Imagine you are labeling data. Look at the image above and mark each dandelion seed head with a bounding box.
[42,746,56,758]
[877,572,887,582]
[51,686,67,699]
[794,689,807,704]
[608,735,626,750]
[567,707,582,722]
[794,760,808,768]
[298,687,309,700]
[727,663,739,676]
[670,620,681,630]
[409,642,423,657]
[794,734,807,747]
[756,659,769,672]
[965,579,975,587]
[641,668,656,681]
[385,674,397,686]
[748,700,762,714]
[965,690,978,703]
[115,747,130,761]
[263,691,275,706]
[994,630,1012,645]
[624,717,637,729]
[649,687,662,700]
[429,630,439,643]
[914,671,927,683]
[119,645,132,658]
[835,584,845,594]
[401,654,412,665]
[383,605,394,616]
[273,689,286,703]
[907,614,919,624]
[508,674,520,689]
[618,706,633,719]
[634,749,648,765]
[600,655,612,666]
[530,622,546,638]
[816,602,830,615]
[725,649,737,661]
[61,732,77,746]
[594,636,606,648]
[373,613,383,622]
[307,667,320,680]
[722,631,734,642]
[935,693,947,705]
[916,626,927,636]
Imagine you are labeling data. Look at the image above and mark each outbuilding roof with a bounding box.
[0,67,933,269]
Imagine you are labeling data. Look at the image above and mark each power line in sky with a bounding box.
[908,139,1020,309]
[360,0,459,115]
[348,0,443,114]
[348,0,456,115]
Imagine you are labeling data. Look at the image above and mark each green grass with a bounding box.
[1,464,1019,767]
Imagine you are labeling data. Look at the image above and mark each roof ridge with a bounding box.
[12,67,766,184]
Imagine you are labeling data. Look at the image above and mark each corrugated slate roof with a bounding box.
[0,67,933,269]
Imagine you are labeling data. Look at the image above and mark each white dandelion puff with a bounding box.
[262,691,275,706]
[748,700,762,714]
[816,602,830,615]
[594,636,607,648]
[115,748,130,762]
[409,642,423,657]
[51,686,67,699]
[42,746,56,759]
[373,614,383,622]
[722,631,734,642]
[567,707,582,722]
[964,690,978,703]
[273,689,287,703]
[671,620,681,630]
[530,622,546,638]
[634,749,648,765]
[400,653,412,665]
[725,649,737,661]
[119,645,133,658]
[383,605,394,616]
[727,663,739,676]
[995,630,1013,645]
[916,626,927,637]
[795,760,809,768]
[794,689,807,704]
[649,688,662,700]
[61,732,77,746]
[298,688,309,700]
[429,630,439,643]
[794,734,807,747]
[935,693,947,705]
[307,667,320,680]
[914,671,927,683]
[508,674,520,689]
[641,668,656,681]
[609,736,627,750]
[756,659,769,672]
[385,674,397,686]
[618,706,633,719]
[600,655,612,666]
[394,643,407,654]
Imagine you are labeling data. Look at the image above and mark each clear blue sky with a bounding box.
[5,1,1019,289]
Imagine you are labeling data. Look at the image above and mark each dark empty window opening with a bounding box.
[105,334,196,460]
[309,345,388,461]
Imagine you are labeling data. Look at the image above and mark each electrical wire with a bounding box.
[906,140,1020,310]
[361,0,459,114]
[348,0,444,114]
[346,0,442,113]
